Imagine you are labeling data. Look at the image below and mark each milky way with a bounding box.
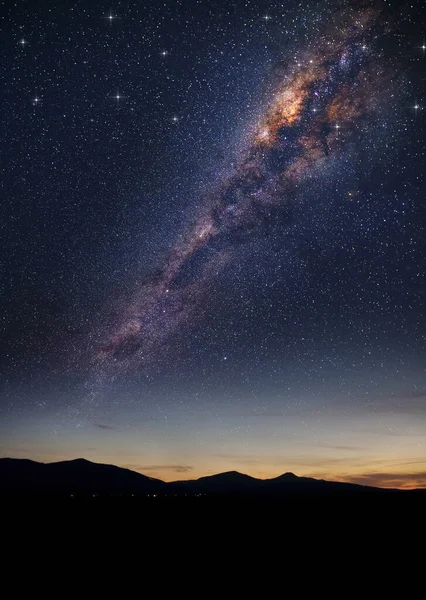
[96,4,394,370]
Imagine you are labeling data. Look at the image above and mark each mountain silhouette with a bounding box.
[171,470,260,494]
[0,457,164,496]
[1,457,422,497]
[168,469,389,495]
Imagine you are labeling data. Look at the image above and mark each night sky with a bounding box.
[1,0,425,489]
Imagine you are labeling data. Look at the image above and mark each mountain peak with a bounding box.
[54,458,94,467]
[271,472,300,481]
[200,470,254,481]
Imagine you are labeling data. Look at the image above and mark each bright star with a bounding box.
[263,15,271,21]
[111,91,125,103]
[104,12,116,23]
[19,39,28,47]
[161,50,168,57]
[32,96,41,105]
[172,116,179,123]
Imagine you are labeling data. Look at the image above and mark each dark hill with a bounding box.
[170,470,259,493]
[0,457,164,496]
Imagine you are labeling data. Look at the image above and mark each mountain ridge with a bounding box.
[1,457,422,495]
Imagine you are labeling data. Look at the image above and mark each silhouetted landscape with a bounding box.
[2,458,425,504]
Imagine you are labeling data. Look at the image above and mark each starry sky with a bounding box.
[1,0,425,489]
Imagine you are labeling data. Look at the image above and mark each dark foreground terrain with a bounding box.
[1,457,424,525]
[3,460,424,554]
[3,490,425,550]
